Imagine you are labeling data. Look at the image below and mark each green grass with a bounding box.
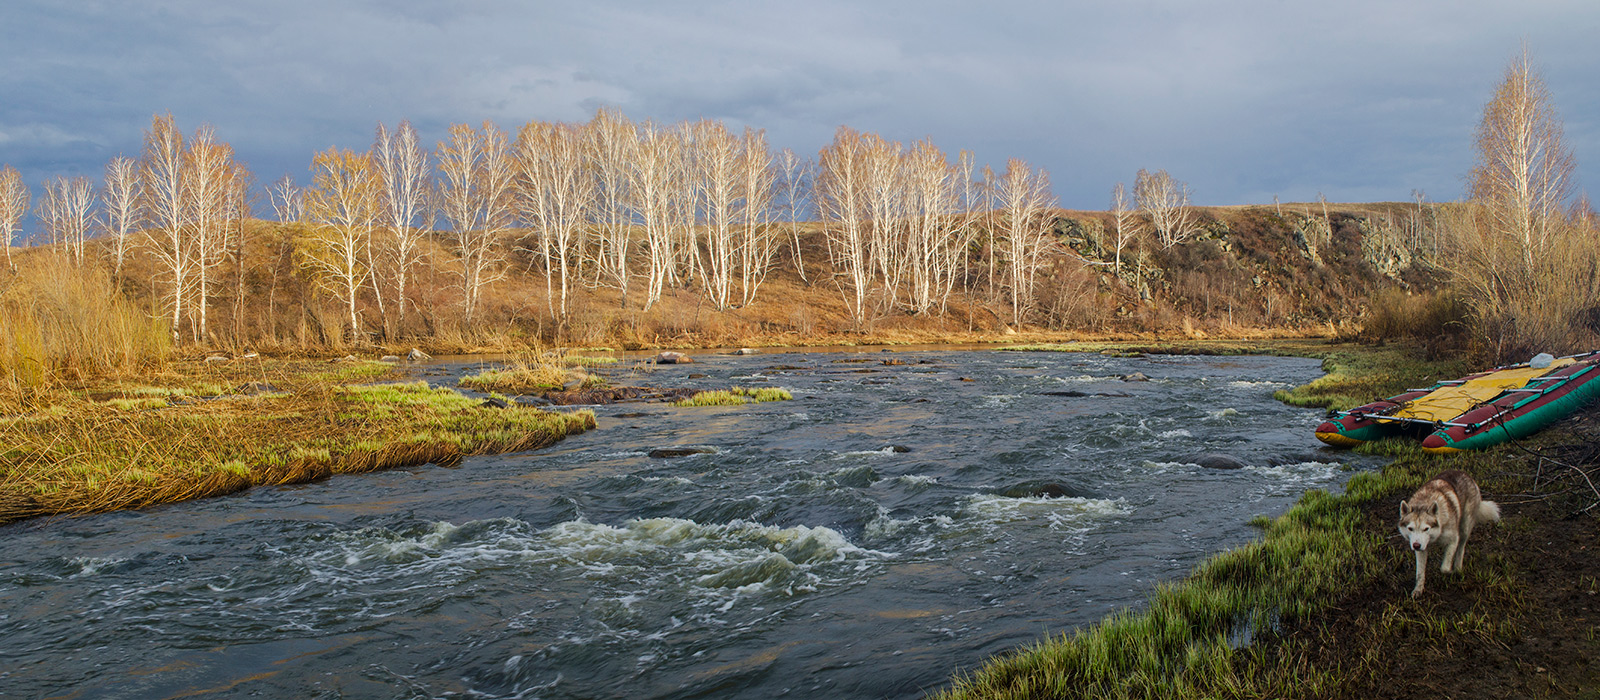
[672,387,793,407]
[558,355,619,367]
[1270,344,1467,412]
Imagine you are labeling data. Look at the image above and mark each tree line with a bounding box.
[0,108,1217,346]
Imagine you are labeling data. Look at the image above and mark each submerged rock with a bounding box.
[1122,372,1151,382]
[379,355,402,363]
[998,481,1093,499]
[648,447,714,459]
[407,348,432,362]
[1183,453,1250,470]
[731,348,758,355]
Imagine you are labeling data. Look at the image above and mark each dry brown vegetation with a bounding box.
[0,358,596,524]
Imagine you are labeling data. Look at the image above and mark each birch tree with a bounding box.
[584,108,637,306]
[102,157,142,281]
[861,134,906,310]
[140,114,190,344]
[184,125,239,342]
[736,127,777,306]
[436,121,515,325]
[816,127,872,327]
[1448,50,1588,358]
[696,120,741,310]
[268,175,304,223]
[632,122,680,310]
[776,148,814,284]
[996,159,1057,326]
[1468,49,1576,279]
[37,176,96,265]
[904,139,950,314]
[304,148,378,340]
[373,120,431,329]
[514,121,593,319]
[1134,168,1196,249]
[0,166,26,270]
[1109,181,1140,276]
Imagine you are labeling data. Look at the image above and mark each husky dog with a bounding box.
[1398,470,1501,597]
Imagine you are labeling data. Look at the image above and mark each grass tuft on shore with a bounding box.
[1270,344,1467,412]
[672,387,793,407]
[460,356,609,395]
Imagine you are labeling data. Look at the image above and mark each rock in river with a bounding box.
[1182,453,1249,470]
[648,447,714,459]
[655,351,693,365]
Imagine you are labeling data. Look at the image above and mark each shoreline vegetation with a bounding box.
[0,357,595,525]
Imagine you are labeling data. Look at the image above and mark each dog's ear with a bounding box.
[1399,500,1409,516]
[1428,502,1438,515]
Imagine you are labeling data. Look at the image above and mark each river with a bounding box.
[0,348,1372,699]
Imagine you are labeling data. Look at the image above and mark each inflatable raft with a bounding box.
[1315,351,1600,453]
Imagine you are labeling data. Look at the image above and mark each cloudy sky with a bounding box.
[3,1,1596,218]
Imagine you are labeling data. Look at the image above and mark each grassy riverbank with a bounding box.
[0,358,595,525]
[936,343,1600,699]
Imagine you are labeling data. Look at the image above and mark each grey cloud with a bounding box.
[1,0,1596,216]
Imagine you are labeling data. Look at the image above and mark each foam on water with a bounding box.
[961,494,1130,531]
[1053,374,1124,383]
[1228,380,1290,389]
[67,556,125,578]
[1207,407,1241,420]
[835,446,902,459]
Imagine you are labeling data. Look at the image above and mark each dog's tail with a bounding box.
[1478,500,1501,523]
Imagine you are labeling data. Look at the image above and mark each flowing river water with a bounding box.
[0,348,1375,699]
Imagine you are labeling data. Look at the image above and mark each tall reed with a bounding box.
[0,255,169,400]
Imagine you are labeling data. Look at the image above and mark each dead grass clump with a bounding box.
[1361,288,1470,357]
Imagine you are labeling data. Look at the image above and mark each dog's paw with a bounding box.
[1411,586,1425,598]
[1440,563,1454,574]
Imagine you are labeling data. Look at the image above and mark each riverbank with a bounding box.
[0,357,595,525]
[935,344,1600,699]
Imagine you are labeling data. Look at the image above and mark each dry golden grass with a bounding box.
[0,359,595,524]
[0,255,170,407]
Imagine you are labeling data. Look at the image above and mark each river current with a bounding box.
[0,348,1370,699]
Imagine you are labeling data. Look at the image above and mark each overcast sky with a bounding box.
[3,0,1597,220]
